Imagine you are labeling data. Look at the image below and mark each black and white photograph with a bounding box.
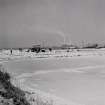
[0,0,105,105]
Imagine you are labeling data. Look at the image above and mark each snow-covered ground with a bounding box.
[0,48,105,105]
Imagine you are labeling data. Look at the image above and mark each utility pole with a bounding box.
[82,41,85,48]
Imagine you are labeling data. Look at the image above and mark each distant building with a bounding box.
[30,45,41,53]
[61,44,77,49]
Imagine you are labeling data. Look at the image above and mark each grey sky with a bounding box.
[0,0,105,48]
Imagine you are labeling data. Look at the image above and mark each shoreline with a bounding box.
[17,81,83,105]
[1,50,105,64]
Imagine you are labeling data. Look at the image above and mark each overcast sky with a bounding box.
[0,0,105,48]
